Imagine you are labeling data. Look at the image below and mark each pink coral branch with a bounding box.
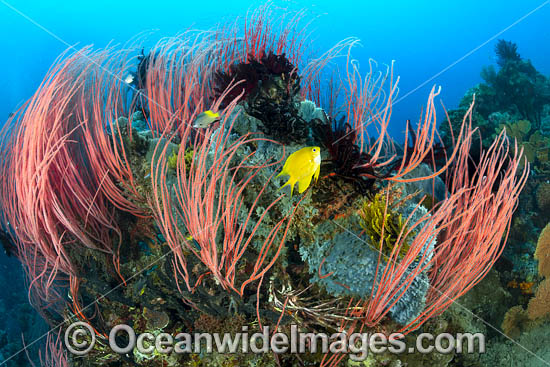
[354,97,528,335]
[0,47,150,308]
[216,2,310,73]
[332,44,472,184]
[37,330,69,367]
[143,34,298,296]
[153,107,295,294]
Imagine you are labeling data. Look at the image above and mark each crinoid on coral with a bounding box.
[313,116,378,193]
[214,52,309,144]
[495,39,522,67]
[313,116,450,197]
[358,191,417,259]
[132,48,156,91]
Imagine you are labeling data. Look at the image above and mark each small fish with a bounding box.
[134,277,147,296]
[277,146,321,196]
[185,235,201,250]
[123,74,134,84]
[193,110,220,129]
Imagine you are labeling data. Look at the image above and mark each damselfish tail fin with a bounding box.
[278,177,296,197]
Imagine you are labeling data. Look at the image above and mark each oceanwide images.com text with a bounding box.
[65,322,486,361]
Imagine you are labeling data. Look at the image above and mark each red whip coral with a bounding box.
[320,107,528,367]
[0,47,148,313]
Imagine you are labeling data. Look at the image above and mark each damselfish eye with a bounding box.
[312,148,317,152]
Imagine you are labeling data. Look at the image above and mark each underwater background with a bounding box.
[2,0,550,138]
[0,0,550,366]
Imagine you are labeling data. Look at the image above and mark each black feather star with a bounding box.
[213,52,306,144]
[313,116,379,193]
[495,39,521,67]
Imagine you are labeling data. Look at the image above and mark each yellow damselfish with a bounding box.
[277,146,321,196]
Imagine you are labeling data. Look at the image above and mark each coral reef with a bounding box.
[214,52,311,144]
[478,39,550,125]
[439,44,550,349]
[0,9,531,367]
[536,181,550,214]
[527,279,550,320]
[440,40,550,161]
[299,199,435,325]
[358,191,416,258]
[498,223,550,346]
[502,305,532,339]
[521,224,550,321]
[313,116,377,193]
[480,320,550,366]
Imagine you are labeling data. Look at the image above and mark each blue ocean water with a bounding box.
[1,1,550,137]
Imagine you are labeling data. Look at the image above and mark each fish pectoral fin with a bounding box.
[276,165,289,178]
[298,174,313,194]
